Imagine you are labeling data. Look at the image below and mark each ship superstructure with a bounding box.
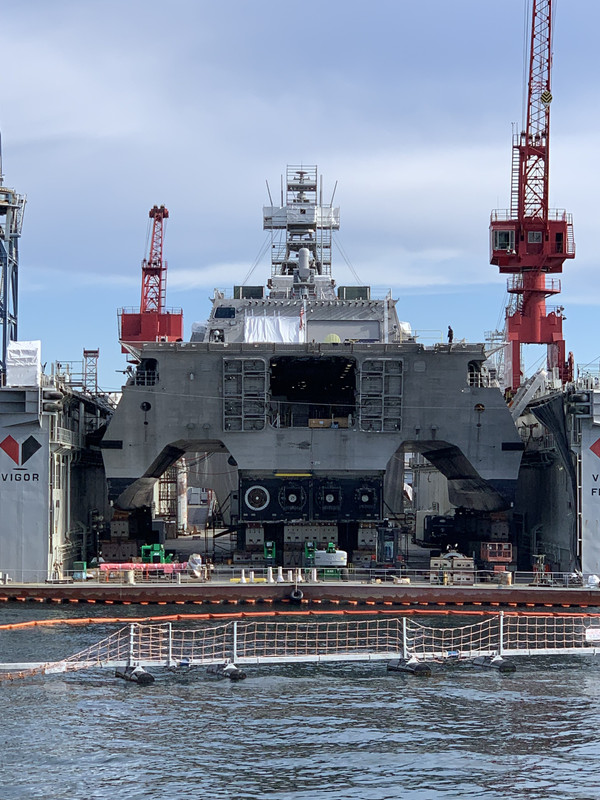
[102,165,524,568]
[266,165,337,291]
[194,165,405,349]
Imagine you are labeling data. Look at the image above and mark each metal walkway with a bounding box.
[3,613,600,677]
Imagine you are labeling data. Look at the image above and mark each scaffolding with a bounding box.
[263,165,339,285]
[0,139,26,382]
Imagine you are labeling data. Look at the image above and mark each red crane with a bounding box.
[490,0,574,392]
[141,204,169,313]
[119,205,183,354]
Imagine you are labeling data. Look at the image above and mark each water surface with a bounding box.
[1,606,599,799]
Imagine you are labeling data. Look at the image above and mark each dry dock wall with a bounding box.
[0,417,50,580]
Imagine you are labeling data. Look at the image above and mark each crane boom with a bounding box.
[490,0,574,391]
[515,0,551,221]
[141,205,168,313]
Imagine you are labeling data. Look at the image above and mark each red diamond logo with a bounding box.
[590,438,600,459]
[0,435,19,465]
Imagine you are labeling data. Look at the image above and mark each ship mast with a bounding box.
[263,165,339,300]
[489,0,574,391]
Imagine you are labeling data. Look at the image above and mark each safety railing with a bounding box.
[52,426,83,449]
[133,369,159,386]
[0,565,593,588]
[490,209,572,223]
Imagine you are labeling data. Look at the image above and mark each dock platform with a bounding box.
[1,580,599,609]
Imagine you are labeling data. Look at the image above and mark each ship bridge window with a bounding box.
[269,356,356,429]
[467,361,484,388]
[214,307,236,319]
[135,358,158,386]
[493,230,515,251]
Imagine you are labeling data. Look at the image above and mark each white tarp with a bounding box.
[5,340,42,387]
[244,316,301,343]
[263,206,340,229]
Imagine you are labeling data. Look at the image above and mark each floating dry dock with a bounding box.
[1,581,599,609]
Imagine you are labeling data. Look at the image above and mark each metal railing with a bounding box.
[118,306,183,316]
[52,426,82,449]
[0,566,591,588]
[490,208,572,223]
[133,370,159,386]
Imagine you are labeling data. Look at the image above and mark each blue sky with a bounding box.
[1,0,599,390]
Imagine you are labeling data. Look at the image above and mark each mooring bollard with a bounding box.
[249,570,255,583]
[240,569,247,584]
[311,567,318,583]
[286,570,293,583]
[276,567,285,583]
[295,568,304,583]
[267,567,274,584]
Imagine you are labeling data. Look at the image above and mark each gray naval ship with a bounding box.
[101,165,523,566]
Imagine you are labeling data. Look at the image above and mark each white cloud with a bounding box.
[4,0,600,386]
[168,263,254,290]
[21,266,138,291]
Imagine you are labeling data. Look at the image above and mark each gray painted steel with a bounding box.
[0,412,49,579]
[102,340,523,516]
[580,405,600,574]
[103,165,523,533]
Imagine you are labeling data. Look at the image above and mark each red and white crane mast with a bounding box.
[490,0,574,391]
[119,205,183,355]
[141,205,168,313]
